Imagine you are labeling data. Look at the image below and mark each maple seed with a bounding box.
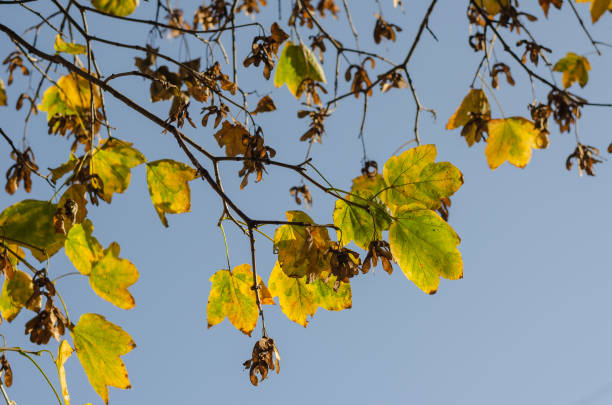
[0,355,12,387]
[362,240,394,275]
[243,337,280,386]
[290,185,313,206]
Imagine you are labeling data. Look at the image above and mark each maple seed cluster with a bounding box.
[243,337,280,386]
[25,270,68,345]
[243,23,288,80]
[0,355,12,388]
[5,147,38,195]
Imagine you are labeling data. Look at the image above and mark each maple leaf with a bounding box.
[389,204,462,294]
[146,159,197,227]
[273,211,331,278]
[70,313,135,404]
[207,264,274,336]
[91,138,146,203]
[267,262,351,327]
[91,0,139,17]
[90,242,139,310]
[251,95,277,115]
[553,52,591,89]
[54,35,86,55]
[485,117,549,170]
[575,0,612,22]
[56,340,74,405]
[0,79,6,106]
[213,120,249,157]
[59,184,88,224]
[0,270,40,322]
[0,199,66,262]
[446,89,491,146]
[474,0,510,15]
[38,73,101,119]
[539,0,562,17]
[274,41,326,98]
[383,144,463,210]
[65,220,104,276]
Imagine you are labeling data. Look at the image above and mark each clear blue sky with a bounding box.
[2,1,612,404]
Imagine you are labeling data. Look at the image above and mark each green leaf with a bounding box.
[91,139,146,203]
[71,313,135,404]
[333,191,392,249]
[90,242,139,310]
[207,264,274,336]
[65,220,103,276]
[56,340,74,405]
[553,52,591,88]
[0,199,65,262]
[274,41,326,98]
[146,159,197,227]
[0,79,6,106]
[273,211,331,278]
[267,262,351,327]
[54,35,86,55]
[0,270,40,322]
[383,144,463,210]
[485,117,549,170]
[91,0,139,16]
[389,204,463,294]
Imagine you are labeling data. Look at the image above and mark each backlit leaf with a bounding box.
[0,79,6,106]
[251,95,277,115]
[91,0,139,16]
[389,204,462,294]
[474,0,510,15]
[273,211,331,278]
[49,154,78,182]
[333,191,392,249]
[0,270,39,322]
[91,139,146,203]
[274,41,326,98]
[446,89,491,130]
[485,117,549,169]
[267,262,351,327]
[590,0,611,22]
[38,73,101,120]
[207,264,273,336]
[90,242,139,310]
[71,313,135,405]
[0,199,65,262]
[383,145,463,210]
[54,35,86,55]
[553,52,591,88]
[59,184,88,224]
[65,220,103,276]
[146,159,197,227]
[213,121,249,157]
[56,340,74,405]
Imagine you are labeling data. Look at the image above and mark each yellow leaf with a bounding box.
[553,52,591,88]
[91,139,146,203]
[146,159,197,227]
[485,117,548,170]
[0,270,40,322]
[207,264,273,336]
[71,313,135,405]
[91,0,139,16]
[273,211,331,278]
[446,89,491,145]
[474,0,510,15]
[54,35,86,55]
[0,79,6,106]
[389,204,462,294]
[65,220,104,276]
[59,184,89,225]
[90,242,139,310]
[213,121,249,157]
[267,262,351,327]
[38,73,101,120]
[591,0,612,21]
[56,340,74,405]
[383,145,463,210]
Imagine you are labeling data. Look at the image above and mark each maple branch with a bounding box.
[566,0,601,56]
[248,225,267,338]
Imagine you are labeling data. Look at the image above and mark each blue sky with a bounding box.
[2,1,612,404]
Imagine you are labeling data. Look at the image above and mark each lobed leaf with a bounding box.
[0,79,6,106]
[553,52,591,89]
[213,121,249,157]
[0,270,40,322]
[274,41,326,98]
[54,35,86,55]
[89,242,139,310]
[146,159,197,227]
[485,117,549,170]
[91,0,139,16]
[38,73,101,120]
[65,220,104,276]
[71,313,135,404]
[56,340,74,405]
[333,191,392,249]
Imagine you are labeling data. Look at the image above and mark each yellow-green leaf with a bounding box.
[38,73,101,120]
[65,220,103,276]
[273,211,331,278]
[71,313,135,405]
[91,139,146,203]
[49,154,78,182]
[485,117,549,170]
[91,0,139,16]
[383,145,463,210]
[553,52,591,88]
[446,89,490,146]
[59,184,88,225]
[0,270,40,321]
[56,340,74,405]
[0,200,65,262]
[474,0,510,15]
[146,159,197,227]
[89,242,139,310]
[274,41,326,98]
[54,35,86,55]
[333,191,392,249]
[389,204,462,294]
[267,262,351,327]
[0,79,6,106]
[207,264,273,336]
[213,121,249,157]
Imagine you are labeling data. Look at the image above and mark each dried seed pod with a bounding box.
[243,337,280,386]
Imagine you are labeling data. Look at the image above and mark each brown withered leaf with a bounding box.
[251,95,276,115]
[539,0,562,17]
[243,336,280,386]
[213,121,249,157]
[566,143,601,176]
